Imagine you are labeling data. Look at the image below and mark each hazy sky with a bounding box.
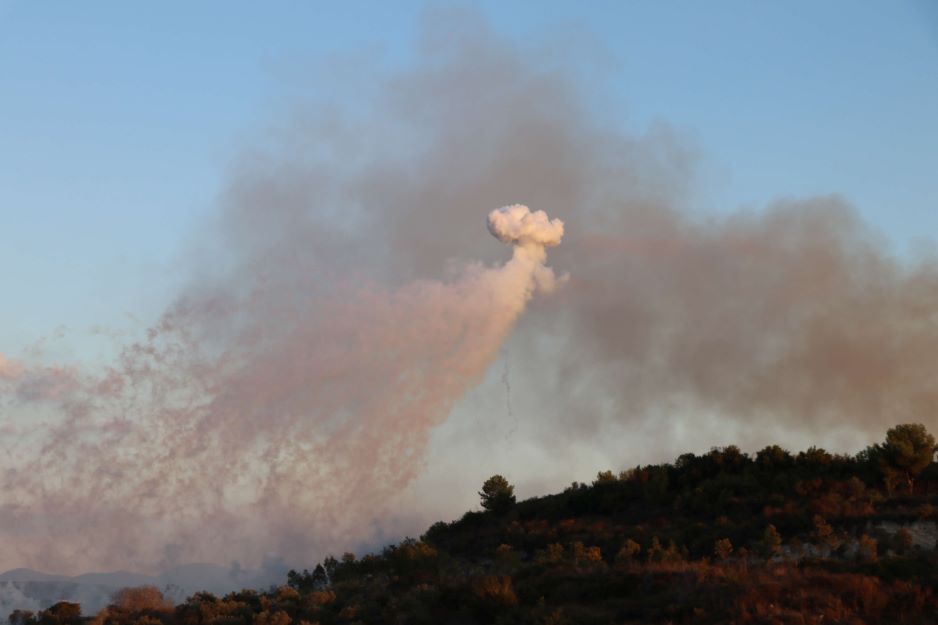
[1,1,936,352]
[1,2,937,573]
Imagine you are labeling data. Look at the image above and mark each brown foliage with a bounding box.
[735,569,893,624]
[92,587,171,625]
[113,587,171,613]
[471,575,518,606]
[714,538,733,561]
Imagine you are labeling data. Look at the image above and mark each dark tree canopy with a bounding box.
[881,423,936,493]
[479,474,516,514]
[36,603,81,625]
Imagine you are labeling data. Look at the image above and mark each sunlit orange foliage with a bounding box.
[304,591,336,608]
[735,568,896,624]
[113,587,172,613]
[471,575,518,606]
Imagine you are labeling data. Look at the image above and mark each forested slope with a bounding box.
[14,424,938,625]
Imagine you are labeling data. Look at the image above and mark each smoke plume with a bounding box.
[0,200,562,573]
[2,9,937,574]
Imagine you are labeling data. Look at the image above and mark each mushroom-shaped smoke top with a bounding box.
[487,204,564,248]
[487,203,565,295]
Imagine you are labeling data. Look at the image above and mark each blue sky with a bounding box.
[1,1,936,356]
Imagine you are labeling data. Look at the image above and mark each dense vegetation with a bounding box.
[10,424,938,625]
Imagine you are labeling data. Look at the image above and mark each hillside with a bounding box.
[12,424,938,625]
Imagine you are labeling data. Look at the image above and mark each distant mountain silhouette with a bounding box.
[0,563,280,614]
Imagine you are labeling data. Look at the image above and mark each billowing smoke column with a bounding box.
[0,204,562,574]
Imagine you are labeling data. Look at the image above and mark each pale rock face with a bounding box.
[773,520,938,563]
[874,520,938,549]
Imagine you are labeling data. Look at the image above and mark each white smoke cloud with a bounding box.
[487,204,564,248]
[488,205,566,294]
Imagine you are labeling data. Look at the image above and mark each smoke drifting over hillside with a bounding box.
[0,200,562,573]
[1,11,937,573]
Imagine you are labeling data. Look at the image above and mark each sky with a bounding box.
[0,1,937,574]
[1,1,936,352]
